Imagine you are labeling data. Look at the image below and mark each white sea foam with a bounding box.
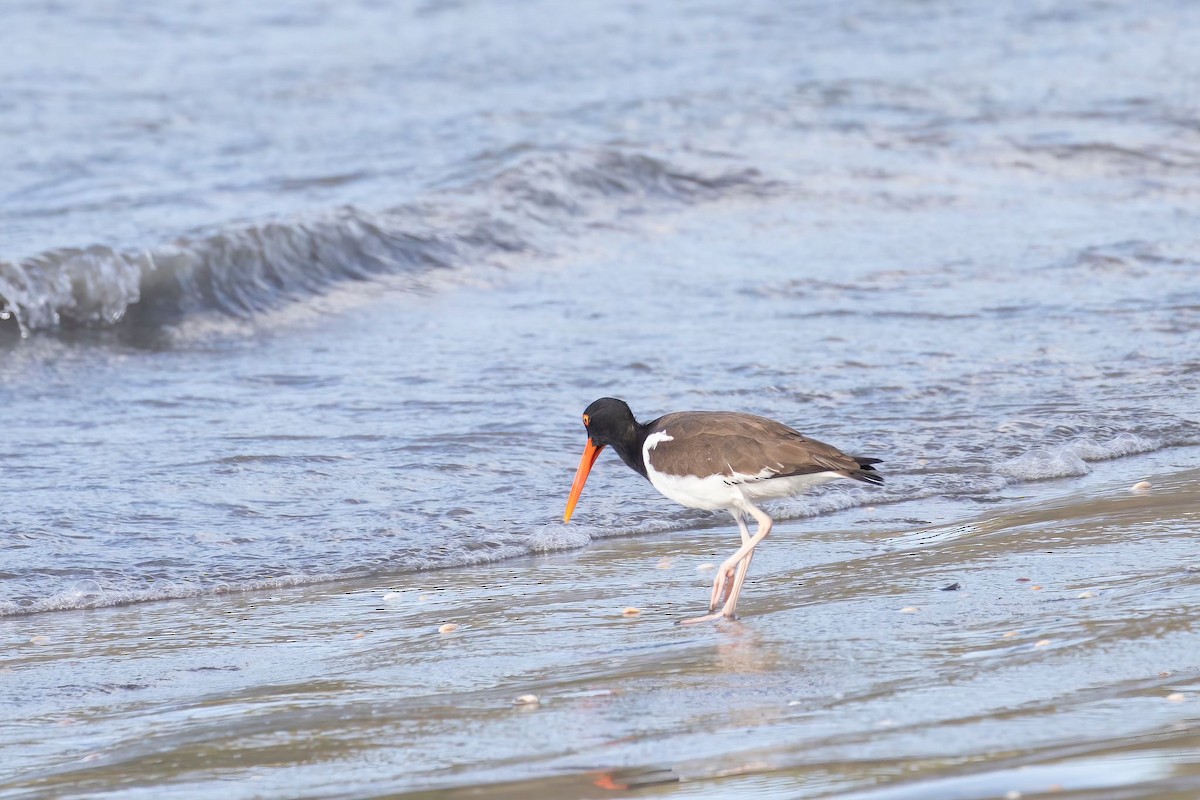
[1065,433,1161,461]
[998,448,1092,481]
[529,524,594,553]
[0,574,339,618]
[997,433,1163,481]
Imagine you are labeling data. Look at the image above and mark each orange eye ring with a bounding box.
[582,414,590,425]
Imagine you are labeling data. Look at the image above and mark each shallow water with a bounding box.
[3,459,1199,798]
[3,0,1200,796]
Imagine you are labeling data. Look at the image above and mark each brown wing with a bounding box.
[648,412,882,484]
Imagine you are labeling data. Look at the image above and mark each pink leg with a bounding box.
[679,509,767,625]
[713,511,753,608]
[718,539,757,617]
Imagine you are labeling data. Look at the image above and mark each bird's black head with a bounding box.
[565,397,650,522]
[581,397,638,447]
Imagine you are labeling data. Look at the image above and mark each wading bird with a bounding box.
[564,397,882,624]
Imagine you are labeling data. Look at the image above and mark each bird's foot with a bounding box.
[675,610,737,626]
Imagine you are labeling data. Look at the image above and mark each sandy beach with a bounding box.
[5,449,1199,799]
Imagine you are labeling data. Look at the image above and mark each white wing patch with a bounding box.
[724,467,777,484]
[643,430,674,453]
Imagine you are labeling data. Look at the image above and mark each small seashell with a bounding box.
[697,563,716,572]
[29,635,49,644]
[899,606,919,613]
[1031,585,1042,591]
[621,607,641,617]
[438,623,459,634]
[1002,631,1020,638]
[656,557,674,569]
[1034,639,1052,648]
[1005,791,1022,800]
[513,694,540,706]
[352,632,365,639]
[382,592,402,601]
[1078,591,1096,599]
[1166,693,1187,703]
[1016,577,1031,583]
[1131,480,1152,492]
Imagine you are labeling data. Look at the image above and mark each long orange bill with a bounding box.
[563,440,604,523]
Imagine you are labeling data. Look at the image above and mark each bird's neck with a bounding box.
[609,421,651,480]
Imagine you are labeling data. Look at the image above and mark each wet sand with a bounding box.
[4,451,1200,799]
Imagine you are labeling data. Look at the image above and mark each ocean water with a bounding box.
[2,0,1200,620]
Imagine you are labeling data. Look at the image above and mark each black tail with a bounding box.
[850,457,883,485]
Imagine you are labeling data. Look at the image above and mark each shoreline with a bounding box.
[5,439,1198,622]
[4,453,1200,798]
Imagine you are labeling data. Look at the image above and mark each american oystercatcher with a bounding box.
[563,397,882,624]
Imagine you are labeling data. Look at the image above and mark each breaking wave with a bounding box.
[0,148,768,338]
